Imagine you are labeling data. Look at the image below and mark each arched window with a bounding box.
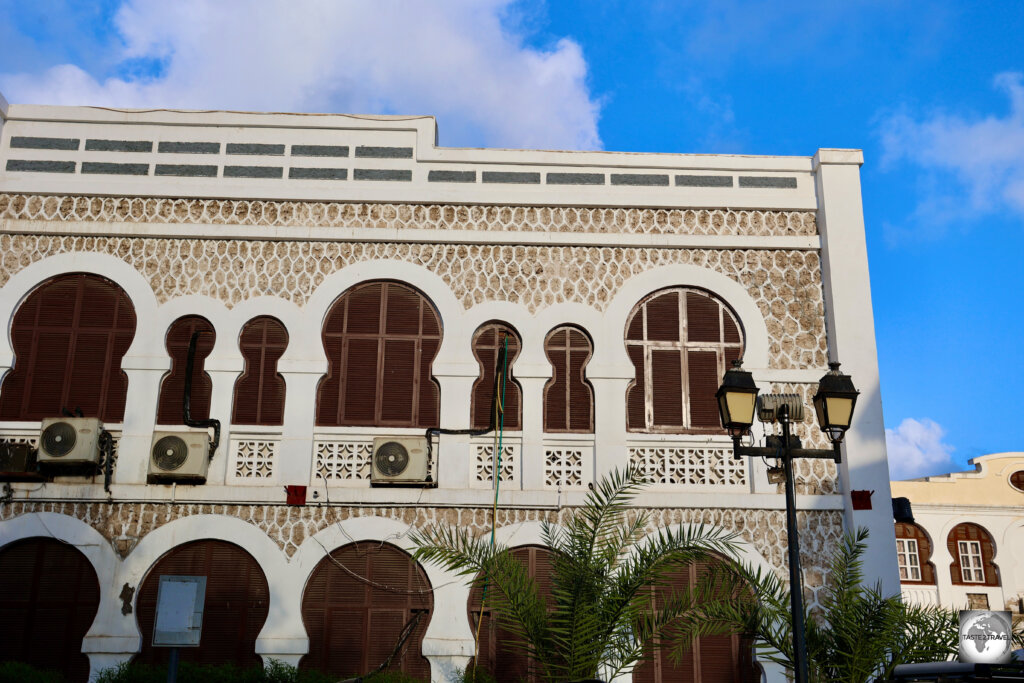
[948,523,999,586]
[471,322,522,430]
[0,537,100,682]
[895,522,936,584]
[135,540,269,667]
[625,288,743,432]
[634,558,759,683]
[232,316,288,425]
[543,326,594,433]
[468,546,553,683]
[317,281,441,427]
[301,542,432,678]
[157,316,215,424]
[0,273,136,422]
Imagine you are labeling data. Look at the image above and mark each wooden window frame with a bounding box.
[471,322,523,431]
[157,315,215,425]
[316,281,442,428]
[894,522,936,585]
[958,541,985,584]
[947,523,999,587]
[0,273,136,422]
[543,325,594,433]
[625,287,743,433]
[232,316,288,426]
[896,538,921,582]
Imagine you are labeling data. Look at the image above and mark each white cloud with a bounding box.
[0,0,601,150]
[877,72,1024,239]
[885,417,957,481]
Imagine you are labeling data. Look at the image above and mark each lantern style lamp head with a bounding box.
[812,362,859,444]
[716,360,759,438]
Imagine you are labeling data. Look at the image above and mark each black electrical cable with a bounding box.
[99,430,114,494]
[183,331,221,458]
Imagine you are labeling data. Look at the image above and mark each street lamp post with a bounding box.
[716,361,859,683]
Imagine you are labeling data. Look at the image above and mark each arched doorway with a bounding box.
[135,540,269,667]
[301,541,433,679]
[467,545,554,683]
[634,560,759,683]
[0,537,100,682]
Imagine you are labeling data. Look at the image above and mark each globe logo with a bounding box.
[959,610,1013,664]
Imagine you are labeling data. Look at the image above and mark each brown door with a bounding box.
[0,537,100,682]
[467,545,554,683]
[301,542,433,679]
[633,561,759,683]
[135,540,269,667]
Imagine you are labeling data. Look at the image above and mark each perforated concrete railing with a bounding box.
[543,444,589,490]
[473,436,520,489]
[312,435,374,485]
[628,443,748,490]
[227,434,280,484]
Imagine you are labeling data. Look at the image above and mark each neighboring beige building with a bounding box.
[892,453,1024,620]
[0,91,897,683]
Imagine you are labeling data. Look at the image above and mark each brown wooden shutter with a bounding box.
[135,540,268,667]
[625,288,743,433]
[300,542,432,679]
[471,323,522,430]
[0,273,136,422]
[468,546,553,683]
[232,316,288,425]
[634,559,759,683]
[0,537,100,683]
[895,522,936,585]
[543,326,594,433]
[1011,471,1024,491]
[947,523,999,586]
[317,281,441,427]
[157,316,215,424]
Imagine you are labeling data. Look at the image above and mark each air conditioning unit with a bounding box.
[38,417,102,466]
[148,432,210,483]
[370,437,430,485]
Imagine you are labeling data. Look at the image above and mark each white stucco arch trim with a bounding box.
[0,253,158,364]
[489,519,553,548]
[935,518,1001,566]
[0,511,120,589]
[462,302,547,377]
[111,514,293,652]
[224,296,317,366]
[152,296,235,366]
[604,265,770,370]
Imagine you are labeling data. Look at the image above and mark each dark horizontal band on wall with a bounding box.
[291,145,350,158]
[354,168,412,181]
[547,172,605,185]
[155,164,218,177]
[226,143,286,156]
[224,166,284,179]
[158,141,220,154]
[738,176,797,189]
[6,159,76,173]
[354,146,414,159]
[610,173,670,186]
[482,171,541,184]
[10,136,80,151]
[81,162,149,176]
[85,139,153,153]
[289,167,348,180]
[428,170,476,183]
[675,174,733,187]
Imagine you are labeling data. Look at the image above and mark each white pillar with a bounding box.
[277,360,327,486]
[590,368,634,480]
[814,148,901,596]
[205,361,242,485]
[114,357,169,484]
[434,361,478,489]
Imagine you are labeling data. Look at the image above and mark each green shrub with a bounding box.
[452,665,497,683]
[360,671,427,683]
[0,661,66,683]
[95,659,336,683]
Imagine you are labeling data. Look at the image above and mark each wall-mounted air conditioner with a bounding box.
[37,417,102,466]
[0,441,42,480]
[370,437,430,485]
[148,432,210,483]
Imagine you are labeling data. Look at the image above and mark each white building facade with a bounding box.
[0,92,898,682]
[893,453,1024,621]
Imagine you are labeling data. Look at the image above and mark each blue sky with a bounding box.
[1,0,1021,479]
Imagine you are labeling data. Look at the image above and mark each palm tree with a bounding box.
[410,466,746,683]
[666,527,961,683]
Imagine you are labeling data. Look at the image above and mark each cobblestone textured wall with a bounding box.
[0,194,817,237]
[0,235,827,369]
[769,382,840,495]
[0,502,843,608]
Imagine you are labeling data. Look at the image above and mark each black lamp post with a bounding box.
[716,360,859,683]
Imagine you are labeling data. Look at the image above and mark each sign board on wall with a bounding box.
[152,575,206,647]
